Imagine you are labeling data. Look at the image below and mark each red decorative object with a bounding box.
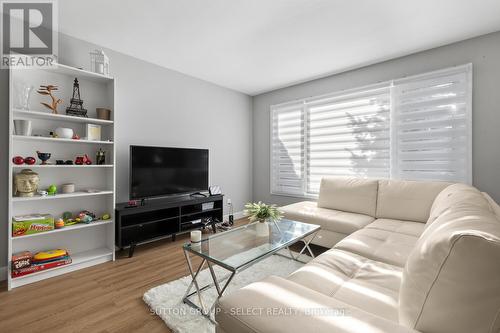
[72,134,80,140]
[12,156,24,165]
[75,154,92,165]
[24,156,36,165]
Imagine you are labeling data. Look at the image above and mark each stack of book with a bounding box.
[11,249,72,278]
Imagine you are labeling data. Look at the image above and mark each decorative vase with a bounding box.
[13,120,32,136]
[14,82,34,110]
[14,169,40,197]
[256,221,270,237]
[36,151,51,165]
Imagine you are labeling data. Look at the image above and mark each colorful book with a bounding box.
[12,257,72,278]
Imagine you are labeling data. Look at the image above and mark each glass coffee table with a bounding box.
[182,219,320,319]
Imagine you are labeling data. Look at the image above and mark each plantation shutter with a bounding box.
[306,88,391,194]
[271,102,306,195]
[391,65,472,183]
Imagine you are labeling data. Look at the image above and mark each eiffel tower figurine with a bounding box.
[66,78,88,117]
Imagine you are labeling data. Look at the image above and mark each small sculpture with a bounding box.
[96,148,106,165]
[66,78,88,117]
[47,184,57,196]
[14,169,40,197]
[75,154,92,165]
[37,85,63,114]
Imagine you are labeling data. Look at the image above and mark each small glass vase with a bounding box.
[14,82,34,110]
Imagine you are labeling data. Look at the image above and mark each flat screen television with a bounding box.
[130,145,209,199]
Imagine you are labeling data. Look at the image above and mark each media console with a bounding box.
[115,194,223,257]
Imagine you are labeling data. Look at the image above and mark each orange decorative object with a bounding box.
[55,218,65,229]
[37,85,63,114]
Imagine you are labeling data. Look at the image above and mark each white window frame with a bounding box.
[270,64,473,198]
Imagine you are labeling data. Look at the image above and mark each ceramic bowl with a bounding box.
[36,152,51,165]
[55,127,74,139]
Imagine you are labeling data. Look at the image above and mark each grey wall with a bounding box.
[253,31,500,206]
[0,33,253,269]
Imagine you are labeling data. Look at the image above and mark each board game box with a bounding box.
[12,214,55,237]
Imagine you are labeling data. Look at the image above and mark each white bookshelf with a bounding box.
[8,63,116,289]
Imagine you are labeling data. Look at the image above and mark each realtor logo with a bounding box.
[1,0,58,68]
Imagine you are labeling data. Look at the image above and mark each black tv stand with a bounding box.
[190,192,207,198]
[115,194,223,257]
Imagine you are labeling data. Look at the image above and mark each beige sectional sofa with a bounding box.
[215,177,500,333]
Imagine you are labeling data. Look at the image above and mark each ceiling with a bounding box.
[59,0,500,95]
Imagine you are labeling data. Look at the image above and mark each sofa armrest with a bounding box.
[215,275,420,333]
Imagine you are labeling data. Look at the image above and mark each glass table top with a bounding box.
[184,219,320,271]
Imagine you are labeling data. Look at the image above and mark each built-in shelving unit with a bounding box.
[13,134,114,145]
[8,63,116,289]
[13,164,114,169]
[12,190,114,202]
[13,109,114,125]
[12,220,113,240]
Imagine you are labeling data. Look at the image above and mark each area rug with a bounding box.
[143,252,310,333]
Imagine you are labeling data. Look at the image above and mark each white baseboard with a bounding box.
[224,210,247,221]
[0,266,7,281]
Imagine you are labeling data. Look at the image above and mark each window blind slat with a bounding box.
[271,102,306,195]
[271,64,472,197]
[392,65,472,183]
[307,88,391,194]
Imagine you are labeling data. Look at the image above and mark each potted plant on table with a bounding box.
[244,202,283,236]
[244,202,283,223]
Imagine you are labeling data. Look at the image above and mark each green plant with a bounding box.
[244,201,283,222]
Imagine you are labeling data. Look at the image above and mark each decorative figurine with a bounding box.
[90,49,110,76]
[66,78,88,118]
[24,157,36,165]
[14,169,40,197]
[12,156,24,165]
[96,148,106,165]
[37,85,63,114]
[36,151,51,165]
[62,212,73,221]
[75,154,92,165]
[47,184,57,196]
[55,218,65,229]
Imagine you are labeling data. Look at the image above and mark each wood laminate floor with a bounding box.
[0,219,325,333]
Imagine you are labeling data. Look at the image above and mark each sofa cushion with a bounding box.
[399,198,500,333]
[281,201,374,234]
[376,179,450,223]
[365,219,426,237]
[215,275,420,333]
[288,249,402,321]
[334,228,419,267]
[317,177,378,216]
[483,192,500,220]
[427,183,493,227]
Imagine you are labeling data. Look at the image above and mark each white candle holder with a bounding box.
[190,230,202,243]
